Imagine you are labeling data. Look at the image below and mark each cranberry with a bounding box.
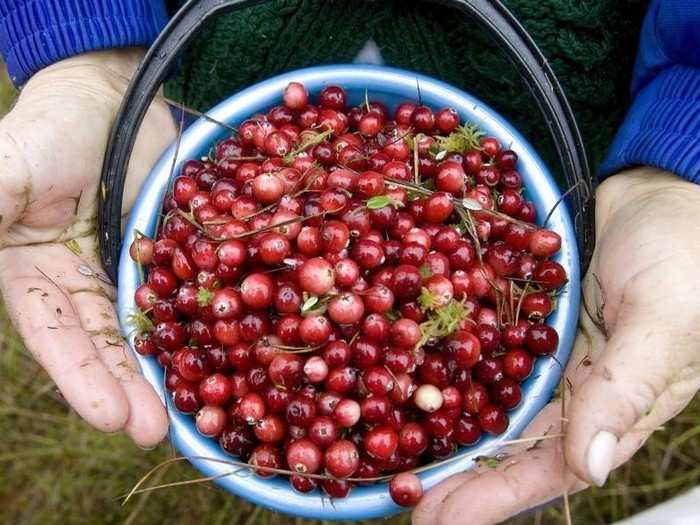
[195,405,227,437]
[522,292,553,319]
[414,384,444,413]
[324,439,360,477]
[412,106,435,133]
[390,318,421,348]
[299,315,332,345]
[298,257,335,295]
[445,331,481,368]
[322,340,352,368]
[283,81,309,109]
[503,348,534,381]
[534,260,568,289]
[454,414,481,445]
[268,354,304,388]
[318,85,347,110]
[332,398,360,428]
[220,426,255,458]
[254,414,287,443]
[286,396,316,427]
[479,404,508,434]
[364,425,399,460]
[427,435,455,460]
[491,378,522,409]
[249,443,282,477]
[464,383,489,415]
[174,382,201,414]
[240,273,274,310]
[290,475,317,493]
[199,373,232,405]
[525,323,559,355]
[325,367,357,394]
[363,366,395,396]
[391,265,422,299]
[418,354,450,388]
[474,323,501,355]
[321,478,353,498]
[328,292,365,324]
[286,437,322,474]
[389,472,423,507]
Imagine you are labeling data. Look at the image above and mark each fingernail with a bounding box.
[586,431,617,487]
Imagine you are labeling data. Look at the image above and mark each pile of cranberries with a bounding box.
[129,81,567,507]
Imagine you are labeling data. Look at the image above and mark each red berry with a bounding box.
[324,439,360,477]
[283,81,309,110]
[286,437,322,473]
[364,425,399,460]
[390,472,423,507]
[525,324,559,355]
[479,404,508,434]
[195,405,227,437]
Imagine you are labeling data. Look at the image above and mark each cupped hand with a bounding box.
[0,50,177,447]
[413,168,700,525]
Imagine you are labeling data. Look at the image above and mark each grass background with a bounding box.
[1,64,699,525]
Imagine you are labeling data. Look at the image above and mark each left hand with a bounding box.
[413,167,700,525]
[0,50,177,447]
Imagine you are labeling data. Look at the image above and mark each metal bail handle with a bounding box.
[99,0,595,284]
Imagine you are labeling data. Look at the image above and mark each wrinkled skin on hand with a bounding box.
[0,50,176,447]
[414,168,700,525]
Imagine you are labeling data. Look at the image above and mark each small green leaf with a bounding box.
[197,288,214,307]
[366,195,392,210]
[448,223,466,235]
[419,264,433,279]
[434,149,447,161]
[485,458,500,469]
[301,296,319,313]
[385,310,401,322]
[65,239,82,255]
[418,287,438,312]
[461,198,483,211]
[126,309,154,335]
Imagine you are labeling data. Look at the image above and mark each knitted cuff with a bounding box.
[0,0,169,86]
[600,65,700,184]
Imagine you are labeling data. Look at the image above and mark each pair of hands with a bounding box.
[1,50,699,524]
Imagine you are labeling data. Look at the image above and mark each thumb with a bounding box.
[564,302,700,487]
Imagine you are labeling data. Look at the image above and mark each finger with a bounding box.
[0,117,33,235]
[414,404,586,525]
[0,266,129,432]
[73,291,168,447]
[565,299,700,487]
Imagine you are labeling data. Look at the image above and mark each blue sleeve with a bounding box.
[0,1,169,86]
[600,0,700,183]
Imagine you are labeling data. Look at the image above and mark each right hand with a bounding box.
[0,50,177,447]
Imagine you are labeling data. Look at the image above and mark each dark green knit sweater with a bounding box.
[165,0,649,174]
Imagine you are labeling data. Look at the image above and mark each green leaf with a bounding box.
[436,123,485,153]
[197,288,214,307]
[419,264,433,279]
[418,287,438,312]
[65,239,82,255]
[283,128,334,165]
[126,309,154,335]
[301,296,319,313]
[485,458,500,469]
[461,198,483,211]
[366,195,392,210]
[416,298,471,350]
[385,310,401,322]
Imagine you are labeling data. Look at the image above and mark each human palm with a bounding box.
[414,168,700,524]
[0,50,176,447]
